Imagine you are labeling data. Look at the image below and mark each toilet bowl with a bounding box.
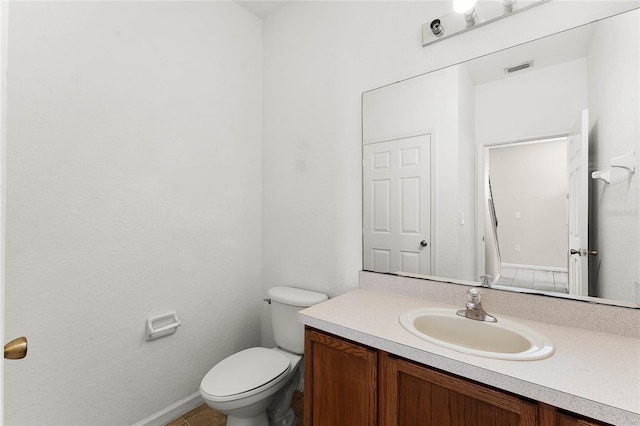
[200,347,301,426]
[199,286,328,426]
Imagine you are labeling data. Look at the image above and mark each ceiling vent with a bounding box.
[504,60,534,74]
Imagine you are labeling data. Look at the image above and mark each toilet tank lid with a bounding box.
[268,286,328,307]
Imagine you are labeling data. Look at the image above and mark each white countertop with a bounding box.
[297,289,640,425]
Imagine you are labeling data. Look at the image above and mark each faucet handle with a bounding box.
[479,274,493,287]
[467,287,482,303]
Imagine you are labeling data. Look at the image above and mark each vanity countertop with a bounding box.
[297,289,640,425]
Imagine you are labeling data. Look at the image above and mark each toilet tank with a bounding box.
[268,286,328,354]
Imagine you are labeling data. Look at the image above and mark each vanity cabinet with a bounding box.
[304,328,610,426]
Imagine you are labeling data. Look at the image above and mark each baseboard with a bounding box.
[132,391,204,426]
[501,262,568,273]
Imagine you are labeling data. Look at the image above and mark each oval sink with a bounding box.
[400,308,554,360]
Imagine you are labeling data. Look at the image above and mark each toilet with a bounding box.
[199,286,328,426]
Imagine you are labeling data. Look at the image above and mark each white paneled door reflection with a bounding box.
[363,134,431,275]
[567,109,589,297]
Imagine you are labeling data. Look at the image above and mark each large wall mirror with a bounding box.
[362,8,639,308]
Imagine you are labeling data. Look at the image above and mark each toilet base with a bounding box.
[267,366,301,426]
[269,408,295,426]
[225,365,298,426]
[226,412,269,426]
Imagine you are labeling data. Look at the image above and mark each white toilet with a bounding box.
[199,286,328,426]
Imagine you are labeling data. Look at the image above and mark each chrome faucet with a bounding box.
[456,288,497,322]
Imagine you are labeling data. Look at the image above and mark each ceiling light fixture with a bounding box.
[453,0,479,25]
[503,0,517,13]
[423,0,550,47]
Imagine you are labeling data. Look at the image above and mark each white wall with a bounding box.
[261,0,640,345]
[475,58,588,144]
[587,9,640,301]
[4,2,263,425]
[457,67,477,280]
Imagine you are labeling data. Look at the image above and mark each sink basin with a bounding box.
[400,308,554,360]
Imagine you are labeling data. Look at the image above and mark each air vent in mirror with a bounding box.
[504,60,534,74]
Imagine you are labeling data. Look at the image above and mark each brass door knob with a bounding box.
[4,337,28,360]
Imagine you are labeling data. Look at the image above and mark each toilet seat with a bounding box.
[200,347,291,403]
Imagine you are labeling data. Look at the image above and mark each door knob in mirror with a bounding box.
[570,249,598,256]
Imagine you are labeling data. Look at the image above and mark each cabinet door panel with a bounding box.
[385,355,537,426]
[304,328,377,426]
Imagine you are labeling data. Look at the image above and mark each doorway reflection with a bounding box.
[486,137,570,294]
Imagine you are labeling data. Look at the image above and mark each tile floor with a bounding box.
[164,390,304,426]
[496,266,569,293]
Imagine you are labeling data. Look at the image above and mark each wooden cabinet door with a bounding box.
[304,327,378,426]
[382,355,538,426]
